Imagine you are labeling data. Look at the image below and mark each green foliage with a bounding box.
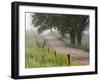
[32,13,89,45]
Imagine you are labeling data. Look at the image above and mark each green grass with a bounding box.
[25,30,80,68]
[25,47,80,68]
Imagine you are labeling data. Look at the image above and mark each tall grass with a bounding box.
[25,30,80,68]
[25,47,79,68]
[25,47,67,68]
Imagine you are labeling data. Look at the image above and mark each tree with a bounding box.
[75,15,89,45]
[32,13,89,45]
[32,13,56,33]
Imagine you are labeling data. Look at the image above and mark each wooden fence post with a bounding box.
[54,51,56,57]
[67,54,70,65]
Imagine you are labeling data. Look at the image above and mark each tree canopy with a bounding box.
[32,13,89,45]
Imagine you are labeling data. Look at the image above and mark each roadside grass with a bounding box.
[25,30,81,68]
[25,47,80,68]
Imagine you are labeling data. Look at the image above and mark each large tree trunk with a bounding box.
[77,32,82,45]
[70,32,76,44]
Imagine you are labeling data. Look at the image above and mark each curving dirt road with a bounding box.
[42,34,89,65]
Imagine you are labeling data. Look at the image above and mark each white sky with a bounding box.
[26,13,38,31]
[26,13,50,34]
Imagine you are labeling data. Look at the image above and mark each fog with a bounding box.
[26,13,50,35]
[26,13,37,31]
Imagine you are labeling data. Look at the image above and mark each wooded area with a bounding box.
[32,13,89,45]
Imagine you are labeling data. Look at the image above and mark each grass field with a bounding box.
[25,30,80,68]
[25,47,80,68]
